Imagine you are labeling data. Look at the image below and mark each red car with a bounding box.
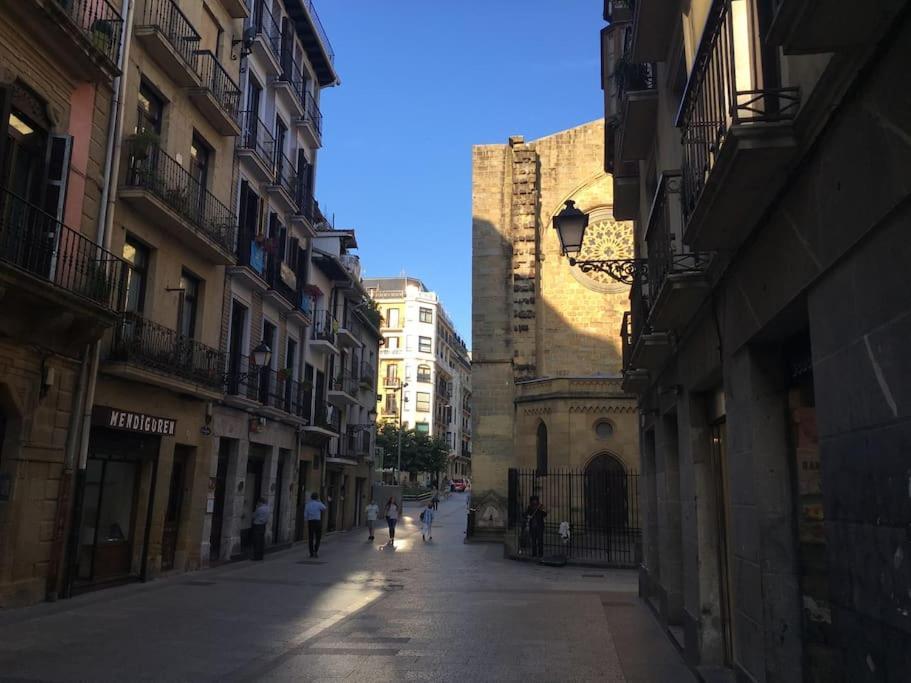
[452,480,467,492]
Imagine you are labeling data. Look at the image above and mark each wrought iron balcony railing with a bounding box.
[304,91,322,136]
[384,376,401,388]
[312,401,340,432]
[0,185,128,311]
[266,252,297,305]
[312,309,337,345]
[617,24,656,101]
[278,49,308,111]
[235,227,267,276]
[301,0,335,64]
[139,0,200,71]
[359,361,376,387]
[237,110,275,172]
[110,312,225,389]
[247,0,281,63]
[194,49,241,123]
[273,149,298,203]
[678,0,799,224]
[257,365,306,417]
[621,271,649,373]
[645,173,710,298]
[59,0,124,66]
[331,373,358,397]
[125,147,237,255]
[225,354,259,401]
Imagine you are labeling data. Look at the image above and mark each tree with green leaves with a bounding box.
[375,422,451,483]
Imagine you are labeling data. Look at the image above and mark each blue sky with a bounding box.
[315,0,604,344]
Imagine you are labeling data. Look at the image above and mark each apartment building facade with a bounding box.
[0,0,130,607]
[603,0,911,679]
[364,277,472,482]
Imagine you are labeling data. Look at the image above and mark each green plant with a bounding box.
[128,129,160,160]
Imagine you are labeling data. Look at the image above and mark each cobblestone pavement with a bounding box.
[0,494,693,682]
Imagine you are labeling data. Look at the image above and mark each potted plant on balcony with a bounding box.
[277,366,293,381]
[128,128,160,161]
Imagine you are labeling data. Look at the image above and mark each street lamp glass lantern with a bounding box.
[368,408,378,422]
[553,200,589,257]
[252,341,272,368]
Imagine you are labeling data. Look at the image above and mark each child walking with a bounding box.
[420,500,435,541]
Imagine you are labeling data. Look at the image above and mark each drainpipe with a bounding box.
[63,0,134,598]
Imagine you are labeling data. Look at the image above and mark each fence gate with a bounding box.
[507,467,641,566]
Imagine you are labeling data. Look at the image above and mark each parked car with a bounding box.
[452,480,467,492]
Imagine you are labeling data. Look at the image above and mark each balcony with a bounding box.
[604,0,633,24]
[224,354,260,409]
[266,150,298,213]
[134,0,201,87]
[328,373,359,407]
[288,289,313,326]
[14,0,123,82]
[630,0,679,62]
[257,367,307,422]
[645,172,711,332]
[767,0,903,55]
[106,312,225,399]
[275,50,307,118]
[310,309,338,354]
[384,376,401,389]
[627,272,671,378]
[616,30,658,162]
[303,402,340,438]
[216,0,248,19]
[329,430,360,465]
[236,111,275,182]
[229,228,268,292]
[0,186,128,348]
[284,0,337,86]
[246,0,282,75]
[336,313,362,349]
[296,92,323,149]
[678,0,799,252]
[188,50,241,136]
[264,252,297,311]
[606,122,639,220]
[121,147,237,264]
[359,361,376,389]
[620,312,649,394]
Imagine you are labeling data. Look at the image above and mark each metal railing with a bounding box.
[617,24,656,101]
[247,0,281,63]
[0,186,128,310]
[645,172,710,299]
[237,110,275,172]
[272,149,298,203]
[110,312,225,388]
[303,91,322,136]
[194,50,241,124]
[384,376,401,388]
[257,366,306,416]
[278,50,308,112]
[266,253,297,305]
[678,0,800,223]
[508,468,641,566]
[359,361,375,387]
[125,146,237,255]
[235,227,266,275]
[225,354,259,401]
[301,0,335,64]
[312,402,340,432]
[331,373,358,397]
[57,0,124,66]
[311,309,337,345]
[138,0,200,72]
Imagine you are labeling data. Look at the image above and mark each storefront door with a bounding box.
[295,460,310,542]
[273,459,284,543]
[75,429,159,587]
[160,447,189,571]
[209,441,230,560]
[241,454,264,552]
[327,469,340,532]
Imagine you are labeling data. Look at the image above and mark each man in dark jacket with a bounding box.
[525,495,547,558]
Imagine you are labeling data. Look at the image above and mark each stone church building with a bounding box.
[471,120,638,537]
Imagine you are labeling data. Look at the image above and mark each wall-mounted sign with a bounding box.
[93,406,176,436]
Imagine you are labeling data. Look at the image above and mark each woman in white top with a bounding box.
[365,499,379,541]
[384,497,400,542]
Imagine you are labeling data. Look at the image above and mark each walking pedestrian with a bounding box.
[384,496,400,543]
[305,492,327,558]
[365,498,379,541]
[420,500,435,541]
[525,495,547,559]
[431,487,440,511]
[251,498,270,561]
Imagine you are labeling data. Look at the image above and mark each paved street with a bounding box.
[0,495,692,682]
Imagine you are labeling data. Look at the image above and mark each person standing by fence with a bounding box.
[525,495,547,558]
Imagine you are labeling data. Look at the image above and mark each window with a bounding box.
[178,271,200,338]
[419,307,433,324]
[386,308,400,328]
[122,236,149,314]
[386,336,399,350]
[386,364,398,380]
[415,422,429,435]
[416,392,431,413]
[417,364,431,383]
[384,392,397,414]
[190,132,212,191]
[137,81,163,134]
[419,336,432,354]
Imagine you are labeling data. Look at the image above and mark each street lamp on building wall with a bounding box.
[552,200,646,285]
[251,341,272,368]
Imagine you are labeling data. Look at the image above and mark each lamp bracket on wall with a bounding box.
[567,258,648,285]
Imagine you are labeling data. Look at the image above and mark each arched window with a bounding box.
[536,421,548,475]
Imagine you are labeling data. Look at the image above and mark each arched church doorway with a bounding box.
[584,452,628,531]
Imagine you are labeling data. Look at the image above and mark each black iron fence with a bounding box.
[59,0,124,65]
[508,468,641,566]
[238,110,275,172]
[139,0,200,71]
[0,186,127,310]
[194,49,241,123]
[110,312,225,388]
[125,146,237,254]
[678,0,799,223]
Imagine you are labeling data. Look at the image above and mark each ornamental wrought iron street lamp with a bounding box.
[251,341,272,368]
[552,199,647,285]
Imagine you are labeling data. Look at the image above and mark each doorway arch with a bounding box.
[583,452,629,530]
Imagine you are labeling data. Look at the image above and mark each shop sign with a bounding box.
[94,406,176,436]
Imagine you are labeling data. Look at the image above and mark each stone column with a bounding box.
[198,436,221,566]
[223,437,249,559]
[655,412,684,626]
[724,347,802,682]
